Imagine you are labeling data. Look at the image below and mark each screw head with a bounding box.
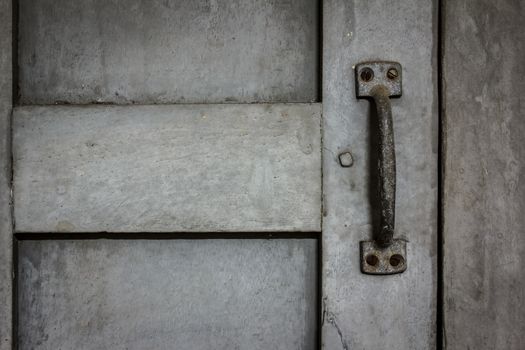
[359,68,374,82]
[387,68,399,80]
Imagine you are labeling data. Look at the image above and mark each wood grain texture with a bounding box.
[18,239,318,350]
[18,0,319,104]
[321,0,438,348]
[0,0,12,348]
[13,104,321,233]
[443,1,525,348]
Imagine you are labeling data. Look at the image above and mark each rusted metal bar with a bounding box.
[371,85,396,247]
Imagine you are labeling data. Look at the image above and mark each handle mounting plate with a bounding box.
[355,61,402,98]
[360,239,407,275]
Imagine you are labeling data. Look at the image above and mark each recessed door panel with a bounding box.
[18,239,318,350]
[18,0,319,104]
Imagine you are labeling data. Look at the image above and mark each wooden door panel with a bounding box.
[13,104,321,233]
[18,239,318,350]
[18,0,319,105]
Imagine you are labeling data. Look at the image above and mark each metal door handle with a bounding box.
[355,61,406,275]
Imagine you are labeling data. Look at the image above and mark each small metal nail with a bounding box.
[338,152,354,167]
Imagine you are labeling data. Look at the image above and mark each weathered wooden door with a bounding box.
[0,0,437,349]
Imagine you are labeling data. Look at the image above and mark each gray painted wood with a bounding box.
[443,1,525,348]
[321,1,437,348]
[0,0,12,348]
[18,239,318,350]
[18,0,319,105]
[13,104,322,233]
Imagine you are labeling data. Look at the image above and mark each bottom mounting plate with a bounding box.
[360,239,407,275]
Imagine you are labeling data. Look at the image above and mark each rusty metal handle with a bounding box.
[355,61,406,275]
[371,86,396,247]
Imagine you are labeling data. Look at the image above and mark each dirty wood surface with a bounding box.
[13,104,322,233]
[18,239,318,350]
[0,0,12,348]
[18,0,319,105]
[443,1,525,348]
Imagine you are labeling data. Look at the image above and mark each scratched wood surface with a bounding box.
[443,1,525,348]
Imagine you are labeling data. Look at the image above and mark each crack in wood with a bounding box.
[322,297,349,350]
